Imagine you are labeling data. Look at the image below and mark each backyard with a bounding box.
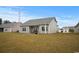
[0,32,79,53]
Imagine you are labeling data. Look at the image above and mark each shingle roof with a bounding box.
[0,22,22,28]
[75,22,79,28]
[21,17,57,26]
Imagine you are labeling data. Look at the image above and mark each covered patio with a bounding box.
[29,26,39,34]
[0,28,4,32]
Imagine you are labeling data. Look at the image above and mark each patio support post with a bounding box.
[45,24,47,33]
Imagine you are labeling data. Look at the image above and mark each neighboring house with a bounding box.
[58,22,79,33]
[74,22,79,33]
[20,17,57,34]
[60,26,75,33]
[62,22,79,33]
[62,27,70,33]
[0,22,22,32]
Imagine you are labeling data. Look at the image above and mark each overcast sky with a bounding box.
[0,6,79,28]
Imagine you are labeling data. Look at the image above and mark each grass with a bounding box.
[0,32,79,53]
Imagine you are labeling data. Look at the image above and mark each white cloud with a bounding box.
[21,16,44,23]
[56,16,79,28]
[0,11,18,22]
[0,10,42,23]
[0,12,18,15]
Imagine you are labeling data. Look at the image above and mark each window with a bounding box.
[42,27,45,31]
[22,28,26,31]
[46,26,48,31]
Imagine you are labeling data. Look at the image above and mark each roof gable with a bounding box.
[0,22,22,28]
[75,22,79,28]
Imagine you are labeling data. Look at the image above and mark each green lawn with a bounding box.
[0,32,79,53]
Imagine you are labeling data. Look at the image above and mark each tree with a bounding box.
[4,20,11,24]
[69,29,74,33]
[0,18,2,25]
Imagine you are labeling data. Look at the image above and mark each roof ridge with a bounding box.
[28,17,55,21]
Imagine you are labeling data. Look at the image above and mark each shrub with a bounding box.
[69,29,74,33]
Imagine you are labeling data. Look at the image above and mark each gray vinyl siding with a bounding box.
[4,27,20,32]
[20,26,29,33]
[63,28,69,33]
[48,20,57,33]
[74,26,79,33]
[39,25,48,34]
[4,28,12,32]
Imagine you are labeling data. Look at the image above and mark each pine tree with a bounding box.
[0,18,2,25]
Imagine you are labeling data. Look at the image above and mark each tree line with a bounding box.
[0,18,11,25]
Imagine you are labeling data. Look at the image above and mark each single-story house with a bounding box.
[62,26,75,33]
[0,22,21,32]
[74,22,79,33]
[58,26,75,33]
[61,22,79,33]
[20,17,58,34]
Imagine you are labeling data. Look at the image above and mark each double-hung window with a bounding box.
[22,28,26,31]
[42,27,45,31]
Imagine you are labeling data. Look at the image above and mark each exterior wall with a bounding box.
[20,25,49,34]
[63,28,69,33]
[39,24,48,34]
[11,27,19,32]
[4,28,12,32]
[3,27,20,32]
[74,25,79,33]
[62,27,75,33]
[58,30,62,33]
[3,23,21,32]
[20,26,29,33]
[58,29,63,33]
[48,20,57,33]
[12,23,21,32]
